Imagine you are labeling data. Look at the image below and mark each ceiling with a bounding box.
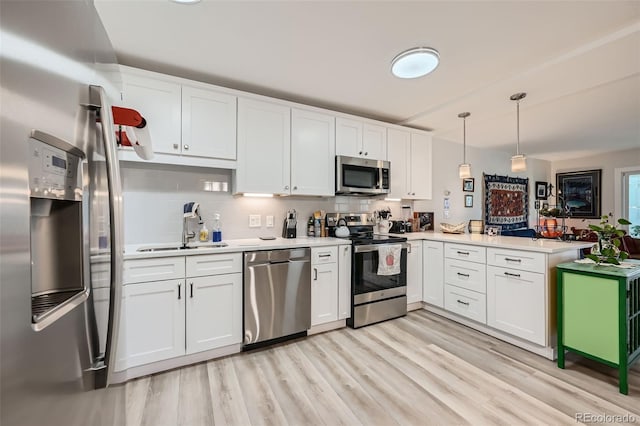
[95,1,640,161]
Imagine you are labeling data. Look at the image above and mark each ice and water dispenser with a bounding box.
[28,131,87,330]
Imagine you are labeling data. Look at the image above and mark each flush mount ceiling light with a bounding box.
[510,92,527,173]
[170,0,201,4]
[391,47,440,79]
[458,112,472,179]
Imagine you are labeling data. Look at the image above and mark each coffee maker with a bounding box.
[282,209,297,238]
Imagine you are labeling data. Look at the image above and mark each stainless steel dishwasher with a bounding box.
[243,247,311,348]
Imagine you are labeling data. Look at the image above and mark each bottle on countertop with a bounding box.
[198,221,209,242]
[307,216,314,237]
[212,213,222,242]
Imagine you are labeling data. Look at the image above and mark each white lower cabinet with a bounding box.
[406,241,423,304]
[311,247,338,326]
[486,265,545,346]
[124,279,186,368]
[121,253,242,369]
[186,273,242,354]
[444,284,487,324]
[422,241,444,307]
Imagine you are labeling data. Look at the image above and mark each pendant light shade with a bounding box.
[458,112,472,179]
[510,92,527,172]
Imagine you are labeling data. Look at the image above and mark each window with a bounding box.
[623,169,640,237]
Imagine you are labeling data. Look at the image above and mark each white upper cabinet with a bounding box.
[181,85,236,160]
[236,98,291,195]
[336,117,387,160]
[121,72,182,156]
[386,127,432,200]
[290,108,335,196]
[387,128,410,199]
[409,132,433,200]
[119,67,237,168]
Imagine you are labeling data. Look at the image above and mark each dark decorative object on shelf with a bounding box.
[556,169,601,219]
[483,174,529,231]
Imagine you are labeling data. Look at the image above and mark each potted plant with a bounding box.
[586,214,631,265]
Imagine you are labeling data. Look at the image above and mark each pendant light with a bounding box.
[510,92,527,172]
[458,112,472,179]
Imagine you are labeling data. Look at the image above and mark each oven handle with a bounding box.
[354,243,410,253]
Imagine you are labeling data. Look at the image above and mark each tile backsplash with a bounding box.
[121,163,407,245]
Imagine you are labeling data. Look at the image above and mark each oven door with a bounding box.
[353,243,407,304]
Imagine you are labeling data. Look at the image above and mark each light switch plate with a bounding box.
[249,214,261,228]
[266,215,274,227]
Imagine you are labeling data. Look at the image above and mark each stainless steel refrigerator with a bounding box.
[1,1,126,424]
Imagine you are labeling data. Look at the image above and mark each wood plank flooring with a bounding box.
[126,310,640,425]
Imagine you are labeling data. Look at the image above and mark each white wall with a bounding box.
[121,138,551,245]
[550,147,640,230]
[414,138,550,230]
[121,162,405,245]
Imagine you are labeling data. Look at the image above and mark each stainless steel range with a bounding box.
[326,213,408,328]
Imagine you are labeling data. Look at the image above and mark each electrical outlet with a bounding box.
[249,214,261,228]
[266,215,274,227]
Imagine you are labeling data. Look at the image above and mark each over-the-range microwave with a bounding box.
[335,155,390,196]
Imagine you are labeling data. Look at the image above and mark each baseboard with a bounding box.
[111,343,242,384]
[308,319,346,335]
[407,301,423,312]
[422,304,556,360]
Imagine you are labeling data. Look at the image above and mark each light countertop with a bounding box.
[393,231,593,254]
[123,236,351,260]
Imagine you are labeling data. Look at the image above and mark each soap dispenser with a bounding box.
[198,221,209,242]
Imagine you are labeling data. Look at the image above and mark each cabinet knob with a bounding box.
[293,186,297,190]
[412,192,415,196]
[364,152,368,156]
[359,151,363,155]
[284,185,289,190]
[173,143,179,150]
[183,144,189,150]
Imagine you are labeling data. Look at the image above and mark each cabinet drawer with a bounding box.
[124,257,185,284]
[444,285,487,324]
[312,246,338,264]
[445,243,486,264]
[186,253,242,277]
[444,258,487,294]
[486,248,545,273]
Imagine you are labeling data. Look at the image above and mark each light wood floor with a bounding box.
[126,310,640,425]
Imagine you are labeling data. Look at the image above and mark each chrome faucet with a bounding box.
[182,202,200,248]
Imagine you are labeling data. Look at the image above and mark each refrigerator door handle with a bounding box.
[89,85,124,387]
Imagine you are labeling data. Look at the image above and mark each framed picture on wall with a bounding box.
[463,178,474,192]
[535,181,548,200]
[464,194,473,208]
[556,169,601,218]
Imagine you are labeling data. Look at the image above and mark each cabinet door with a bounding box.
[386,128,410,199]
[311,263,339,326]
[423,241,444,307]
[181,85,237,160]
[236,98,291,195]
[124,280,185,368]
[335,117,363,157]
[408,132,432,199]
[407,241,423,304]
[186,273,242,354]
[362,123,387,160]
[338,245,352,320]
[121,72,181,155]
[486,265,545,345]
[291,108,335,196]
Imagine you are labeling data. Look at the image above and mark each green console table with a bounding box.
[557,260,640,394]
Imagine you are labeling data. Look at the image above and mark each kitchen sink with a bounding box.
[136,242,228,252]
